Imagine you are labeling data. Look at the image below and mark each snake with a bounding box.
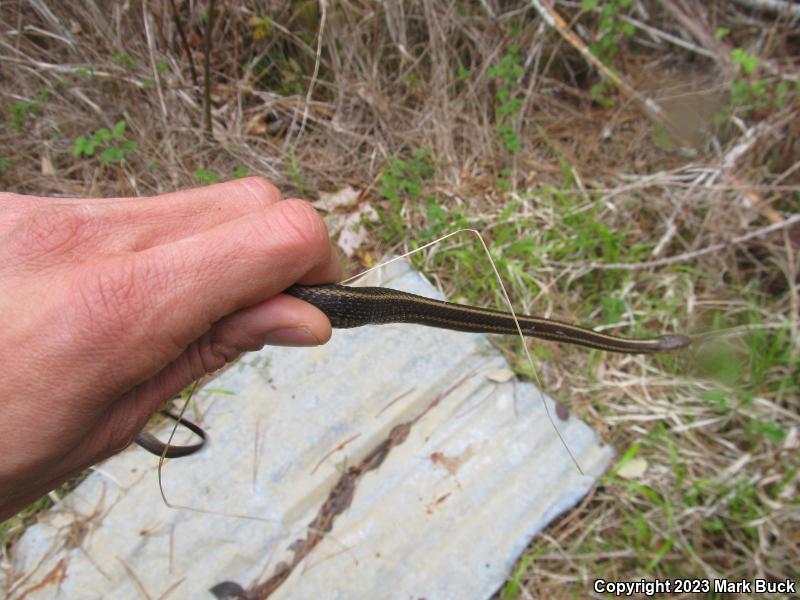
[135,283,690,458]
[134,410,207,458]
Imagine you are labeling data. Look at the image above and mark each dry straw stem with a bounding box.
[142,2,168,122]
[657,0,734,73]
[294,0,327,144]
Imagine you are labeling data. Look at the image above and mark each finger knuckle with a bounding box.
[271,199,329,257]
[237,176,283,207]
[191,335,241,376]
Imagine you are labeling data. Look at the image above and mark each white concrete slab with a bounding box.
[4,260,613,599]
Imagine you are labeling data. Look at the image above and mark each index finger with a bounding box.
[64,198,341,392]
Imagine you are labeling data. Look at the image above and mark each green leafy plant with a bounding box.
[379,148,435,207]
[72,66,96,79]
[732,48,759,76]
[488,46,524,154]
[693,311,798,441]
[5,100,38,130]
[501,550,540,599]
[143,62,170,89]
[589,81,615,109]
[488,45,525,188]
[581,0,636,107]
[113,52,137,70]
[252,52,306,96]
[650,122,672,149]
[73,120,137,164]
[746,419,786,444]
[717,48,791,122]
[376,148,438,243]
[249,15,272,40]
[194,168,220,184]
[4,86,49,130]
[582,0,636,65]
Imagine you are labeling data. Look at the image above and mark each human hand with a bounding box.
[0,178,339,520]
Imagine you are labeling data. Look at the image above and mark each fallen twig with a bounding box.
[203,0,217,139]
[168,0,201,101]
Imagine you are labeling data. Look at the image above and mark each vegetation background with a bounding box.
[1,0,798,597]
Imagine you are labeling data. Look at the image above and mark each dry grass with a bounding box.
[1,0,798,597]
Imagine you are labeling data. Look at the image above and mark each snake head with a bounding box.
[655,334,691,351]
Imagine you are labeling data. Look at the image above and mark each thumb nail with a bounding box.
[264,325,322,347]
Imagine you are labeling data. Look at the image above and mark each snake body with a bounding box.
[135,283,690,458]
[285,284,690,354]
[134,410,206,459]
